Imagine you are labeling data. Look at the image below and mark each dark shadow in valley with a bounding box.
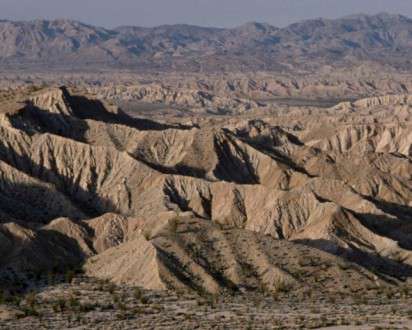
[361,196,412,222]
[353,196,412,250]
[293,238,412,283]
[61,87,196,131]
[0,183,83,224]
[242,139,314,178]
[133,155,211,181]
[234,122,315,178]
[9,102,90,142]
[162,179,211,219]
[313,194,412,250]
[356,212,412,250]
[213,133,259,184]
[0,227,89,296]
[292,195,412,281]
[0,142,118,222]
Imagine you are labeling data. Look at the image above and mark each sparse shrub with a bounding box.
[69,296,80,310]
[79,302,96,313]
[337,261,351,271]
[386,289,394,299]
[107,283,116,294]
[25,292,37,308]
[140,296,149,305]
[52,298,66,313]
[204,294,218,307]
[168,218,179,233]
[401,286,409,297]
[21,306,40,318]
[274,278,293,293]
[65,270,75,283]
[133,287,143,300]
[10,294,22,307]
[73,313,82,323]
[117,310,128,320]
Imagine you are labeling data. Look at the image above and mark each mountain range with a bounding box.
[0,13,412,72]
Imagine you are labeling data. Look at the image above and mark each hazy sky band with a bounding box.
[1,0,412,28]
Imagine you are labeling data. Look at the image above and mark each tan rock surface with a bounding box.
[0,86,410,294]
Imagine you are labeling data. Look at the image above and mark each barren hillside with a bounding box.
[0,85,409,291]
[0,80,410,328]
[1,13,412,72]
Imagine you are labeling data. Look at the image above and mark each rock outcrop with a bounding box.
[0,87,411,293]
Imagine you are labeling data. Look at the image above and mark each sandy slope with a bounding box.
[0,86,411,294]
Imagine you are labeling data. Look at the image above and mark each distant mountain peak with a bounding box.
[235,22,277,33]
[343,12,405,21]
[0,13,411,72]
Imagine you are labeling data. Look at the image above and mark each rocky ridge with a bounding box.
[1,13,412,72]
[0,86,411,295]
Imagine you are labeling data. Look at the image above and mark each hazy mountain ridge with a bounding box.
[1,13,412,71]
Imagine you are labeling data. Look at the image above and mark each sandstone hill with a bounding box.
[0,86,411,295]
